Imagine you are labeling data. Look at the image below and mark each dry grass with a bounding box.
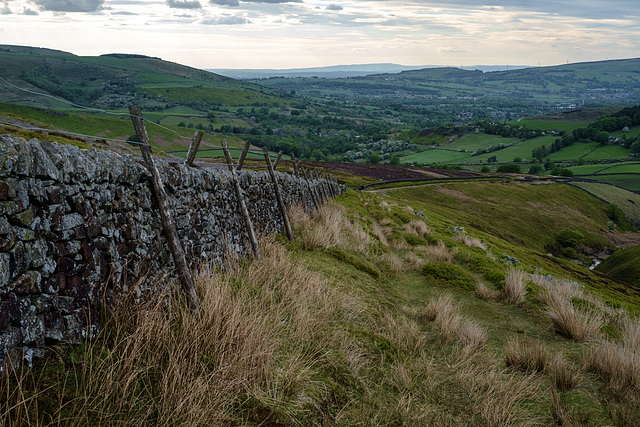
[417,241,457,262]
[589,318,640,392]
[378,251,405,273]
[404,252,427,270]
[502,267,528,305]
[403,220,431,238]
[421,294,487,350]
[1,238,342,426]
[547,299,603,342]
[453,232,486,249]
[290,202,371,252]
[546,353,580,392]
[504,336,548,374]
[476,282,499,301]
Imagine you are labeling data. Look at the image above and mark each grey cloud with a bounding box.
[23,7,38,14]
[210,0,239,5]
[167,0,201,8]
[423,0,640,19]
[34,0,104,12]
[201,14,249,24]
[1,3,12,14]
[241,0,302,3]
[326,3,342,10]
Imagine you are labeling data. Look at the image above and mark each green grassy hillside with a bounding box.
[3,176,640,425]
[596,245,640,287]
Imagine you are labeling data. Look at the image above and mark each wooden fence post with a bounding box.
[291,154,299,177]
[272,150,283,170]
[185,130,203,167]
[304,169,322,208]
[263,147,294,241]
[236,141,250,171]
[128,105,200,312]
[301,168,319,211]
[221,140,261,259]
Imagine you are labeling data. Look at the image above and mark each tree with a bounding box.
[496,164,521,173]
[528,164,543,174]
[551,167,574,177]
[480,165,491,172]
[544,159,555,170]
[367,153,381,164]
[594,131,610,144]
[389,155,400,165]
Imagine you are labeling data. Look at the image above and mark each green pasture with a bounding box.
[585,174,640,192]
[593,163,640,174]
[583,145,632,161]
[456,135,556,164]
[402,148,469,164]
[568,164,613,175]
[546,142,600,161]
[511,119,580,132]
[445,133,519,152]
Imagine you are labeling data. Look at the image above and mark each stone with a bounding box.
[0,253,10,288]
[61,213,84,231]
[0,136,19,177]
[12,271,42,294]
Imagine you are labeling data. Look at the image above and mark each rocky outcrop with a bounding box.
[0,135,343,367]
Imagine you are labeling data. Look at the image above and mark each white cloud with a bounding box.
[201,14,249,24]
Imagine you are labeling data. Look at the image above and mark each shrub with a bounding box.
[496,164,522,173]
[555,228,584,248]
[422,262,475,290]
[528,164,543,174]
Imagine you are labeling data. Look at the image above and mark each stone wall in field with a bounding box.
[0,135,343,367]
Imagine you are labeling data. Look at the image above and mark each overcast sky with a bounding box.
[0,0,638,69]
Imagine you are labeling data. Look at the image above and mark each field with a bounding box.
[547,142,601,161]
[402,148,470,164]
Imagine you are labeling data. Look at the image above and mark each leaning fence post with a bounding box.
[185,130,203,167]
[128,105,200,312]
[236,141,250,171]
[263,147,294,241]
[222,140,261,259]
[272,150,283,170]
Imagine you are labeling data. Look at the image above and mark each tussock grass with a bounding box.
[502,267,528,305]
[404,252,427,270]
[589,318,640,392]
[290,202,371,252]
[417,241,457,262]
[546,353,580,392]
[547,299,603,341]
[378,251,404,273]
[453,231,485,249]
[403,220,431,238]
[421,294,487,350]
[475,282,499,301]
[504,336,547,374]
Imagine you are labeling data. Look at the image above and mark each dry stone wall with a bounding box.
[0,135,343,367]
